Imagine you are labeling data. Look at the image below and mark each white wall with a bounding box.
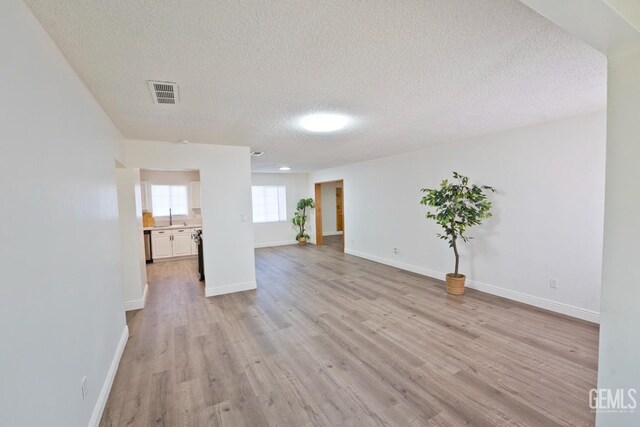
[321,181,343,236]
[0,1,127,426]
[597,44,640,427]
[252,173,309,247]
[116,167,148,310]
[310,112,606,322]
[125,140,256,297]
[140,169,200,185]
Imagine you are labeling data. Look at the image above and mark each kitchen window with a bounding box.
[252,185,287,223]
[151,184,189,216]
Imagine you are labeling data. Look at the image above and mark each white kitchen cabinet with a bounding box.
[140,181,150,211]
[151,231,172,259]
[190,181,201,209]
[172,232,192,256]
[151,228,199,260]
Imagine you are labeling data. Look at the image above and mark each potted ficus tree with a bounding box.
[420,172,495,295]
[293,198,315,245]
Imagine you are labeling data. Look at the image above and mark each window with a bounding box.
[252,186,286,223]
[151,185,189,216]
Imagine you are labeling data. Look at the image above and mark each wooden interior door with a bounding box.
[315,183,323,245]
[336,187,343,232]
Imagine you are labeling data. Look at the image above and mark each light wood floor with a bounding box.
[101,237,599,426]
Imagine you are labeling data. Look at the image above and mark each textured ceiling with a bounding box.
[24,0,606,172]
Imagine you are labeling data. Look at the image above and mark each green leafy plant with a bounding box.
[292,198,315,241]
[420,172,495,277]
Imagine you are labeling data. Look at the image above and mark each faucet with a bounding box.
[169,208,173,226]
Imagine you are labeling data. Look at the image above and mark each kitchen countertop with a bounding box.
[144,225,202,231]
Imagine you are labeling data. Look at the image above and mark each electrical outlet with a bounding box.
[240,214,247,222]
[549,278,558,289]
[81,376,88,400]
[393,248,399,254]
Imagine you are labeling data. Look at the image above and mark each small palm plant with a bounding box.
[293,198,315,245]
[420,172,495,295]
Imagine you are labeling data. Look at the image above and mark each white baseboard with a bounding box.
[463,278,599,323]
[206,281,257,297]
[323,231,344,236]
[254,240,298,249]
[89,325,129,427]
[345,248,600,324]
[123,283,148,311]
[346,248,446,281]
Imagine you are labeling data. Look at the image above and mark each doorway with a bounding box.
[118,167,206,313]
[314,179,344,252]
[139,168,205,284]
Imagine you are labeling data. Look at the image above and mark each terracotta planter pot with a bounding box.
[298,237,307,246]
[445,273,466,295]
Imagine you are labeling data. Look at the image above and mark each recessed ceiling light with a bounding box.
[279,166,291,171]
[179,139,190,144]
[299,112,351,133]
[250,151,264,157]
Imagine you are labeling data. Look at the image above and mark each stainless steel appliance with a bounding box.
[193,229,204,280]
[143,230,152,263]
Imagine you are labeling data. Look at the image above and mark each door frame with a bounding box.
[314,179,344,252]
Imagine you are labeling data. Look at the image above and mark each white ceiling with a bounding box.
[25,0,606,172]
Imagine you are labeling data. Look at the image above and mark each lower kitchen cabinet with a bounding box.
[151,231,173,259]
[172,233,192,256]
[151,228,201,260]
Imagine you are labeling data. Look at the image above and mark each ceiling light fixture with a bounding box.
[250,151,264,157]
[279,166,291,171]
[299,112,351,133]
[179,139,190,144]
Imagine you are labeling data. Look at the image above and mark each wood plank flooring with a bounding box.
[101,236,599,426]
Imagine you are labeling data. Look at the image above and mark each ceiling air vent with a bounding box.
[147,80,179,105]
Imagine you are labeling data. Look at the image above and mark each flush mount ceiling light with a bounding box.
[279,166,291,171]
[298,112,351,133]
